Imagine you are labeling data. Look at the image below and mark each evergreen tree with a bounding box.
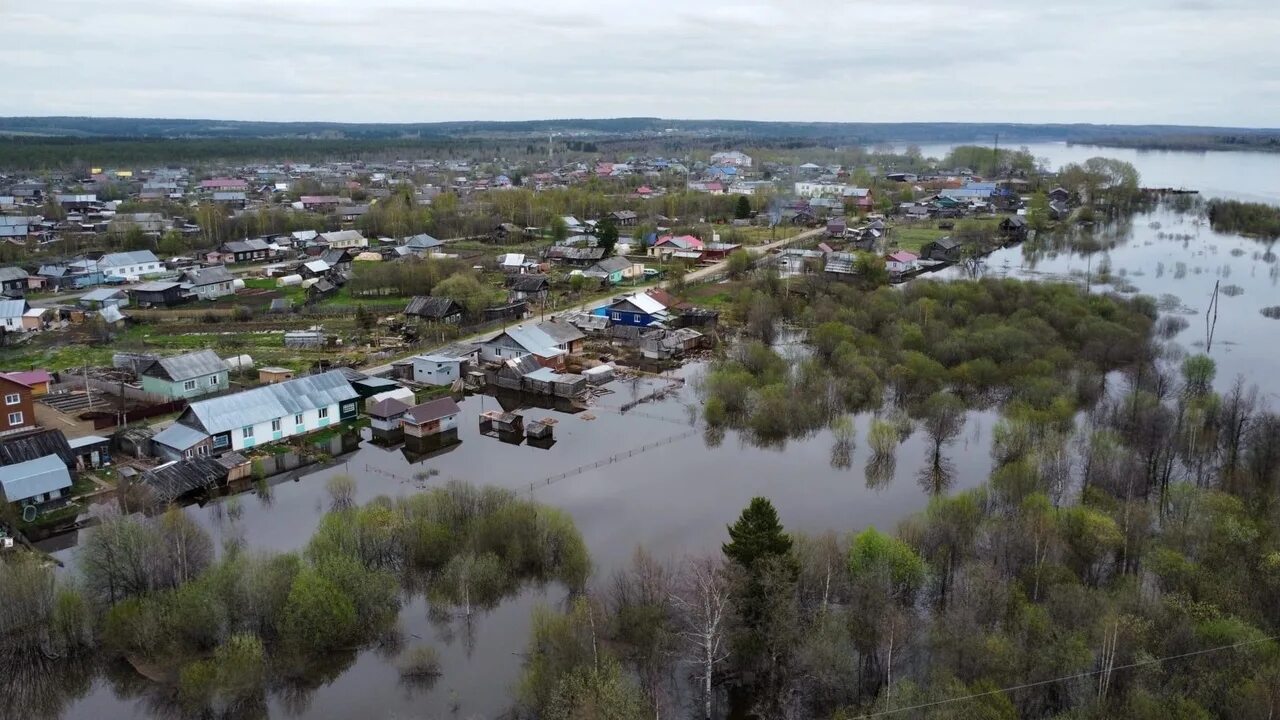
[723,497,792,569]
[734,195,752,220]
[597,217,619,256]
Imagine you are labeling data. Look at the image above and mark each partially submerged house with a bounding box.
[921,236,964,262]
[402,397,461,438]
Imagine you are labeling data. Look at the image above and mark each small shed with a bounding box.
[259,366,295,384]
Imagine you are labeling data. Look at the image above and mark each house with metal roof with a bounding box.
[404,233,443,255]
[153,370,360,459]
[478,320,586,368]
[98,250,163,279]
[318,230,367,249]
[603,290,672,327]
[0,266,30,296]
[402,397,461,438]
[79,287,129,309]
[0,454,72,510]
[0,299,30,333]
[140,349,229,400]
[183,265,237,300]
[408,343,480,386]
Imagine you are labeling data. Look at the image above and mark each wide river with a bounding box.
[49,143,1280,720]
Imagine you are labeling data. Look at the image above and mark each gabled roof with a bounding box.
[0,429,74,467]
[886,250,919,263]
[586,256,633,276]
[404,397,461,425]
[303,259,331,274]
[0,454,71,503]
[143,349,228,382]
[508,274,550,292]
[0,267,29,282]
[536,319,586,345]
[182,369,358,435]
[152,422,210,451]
[318,230,366,245]
[405,295,464,319]
[610,291,666,316]
[80,288,126,302]
[367,397,411,419]
[184,265,235,286]
[99,250,159,268]
[2,370,50,388]
[0,299,28,317]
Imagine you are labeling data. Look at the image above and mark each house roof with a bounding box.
[318,230,366,245]
[405,233,441,249]
[654,235,703,250]
[0,267,29,282]
[419,342,479,362]
[536,319,586,345]
[0,454,71,503]
[612,291,667,316]
[185,265,235,286]
[183,369,357,435]
[498,252,526,266]
[144,349,227,382]
[886,250,919,263]
[303,260,331,273]
[586,256,633,276]
[131,281,183,293]
[0,429,74,467]
[494,323,576,358]
[80,288,125,302]
[405,295,463,319]
[508,274,550,292]
[0,299,27,318]
[2,370,50,387]
[404,397,461,425]
[99,250,159,268]
[152,422,210,451]
[545,246,606,261]
[223,238,270,253]
[141,456,226,504]
[367,397,411,419]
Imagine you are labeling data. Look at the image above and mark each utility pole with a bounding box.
[993,133,1000,177]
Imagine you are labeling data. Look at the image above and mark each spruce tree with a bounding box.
[723,497,792,569]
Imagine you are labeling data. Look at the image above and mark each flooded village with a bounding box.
[3,133,1280,720]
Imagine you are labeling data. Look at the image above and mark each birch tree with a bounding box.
[670,555,732,720]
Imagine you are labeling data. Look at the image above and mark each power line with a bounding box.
[859,634,1280,718]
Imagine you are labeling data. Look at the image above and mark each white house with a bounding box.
[410,343,479,386]
[710,151,753,168]
[794,182,871,199]
[884,250,919,275]
[96,250,164,280]
[0,299,31,333]
[151,370,360,460]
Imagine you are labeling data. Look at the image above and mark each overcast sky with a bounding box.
[4,0,1278,127]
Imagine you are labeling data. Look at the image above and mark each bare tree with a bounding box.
[670,555,732,720]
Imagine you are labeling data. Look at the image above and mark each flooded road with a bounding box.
[49,146,1280,719]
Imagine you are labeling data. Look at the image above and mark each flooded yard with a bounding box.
[46,147,1280,720]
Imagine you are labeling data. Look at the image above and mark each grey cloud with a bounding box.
[1,0,1276,125]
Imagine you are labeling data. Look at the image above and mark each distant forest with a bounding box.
[1,117,1278,169]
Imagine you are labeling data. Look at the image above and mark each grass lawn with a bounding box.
[890,227,951,253]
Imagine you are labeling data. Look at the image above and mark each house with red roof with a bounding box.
[199,178,247,192]
[2,370,51,397]
[884,250,919,276]
[648,235,704,261]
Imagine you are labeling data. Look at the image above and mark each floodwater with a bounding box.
[915,141,1280,205]
[48,145,1280,719]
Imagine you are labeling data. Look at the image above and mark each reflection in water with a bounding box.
[0,653,96,720]
[865,455,896,491]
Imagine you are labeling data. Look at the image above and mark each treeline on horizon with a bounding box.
[1208,199,1280,238]
[3,116,1278,144]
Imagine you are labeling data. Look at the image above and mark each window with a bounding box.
[318,408,330,419]
[242,425,254,439]
[208,376,218,386]
[7,412,22,426]
[612,312,622,321]
[271,418,281,432]
[3,393,19,405]
[295,413,304,425]
[183,380,197,391]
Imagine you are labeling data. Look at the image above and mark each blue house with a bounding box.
[604,291,671,327]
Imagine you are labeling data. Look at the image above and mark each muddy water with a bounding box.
[51,147,1280,719]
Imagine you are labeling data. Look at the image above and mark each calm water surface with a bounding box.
[51,146,1280,719]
